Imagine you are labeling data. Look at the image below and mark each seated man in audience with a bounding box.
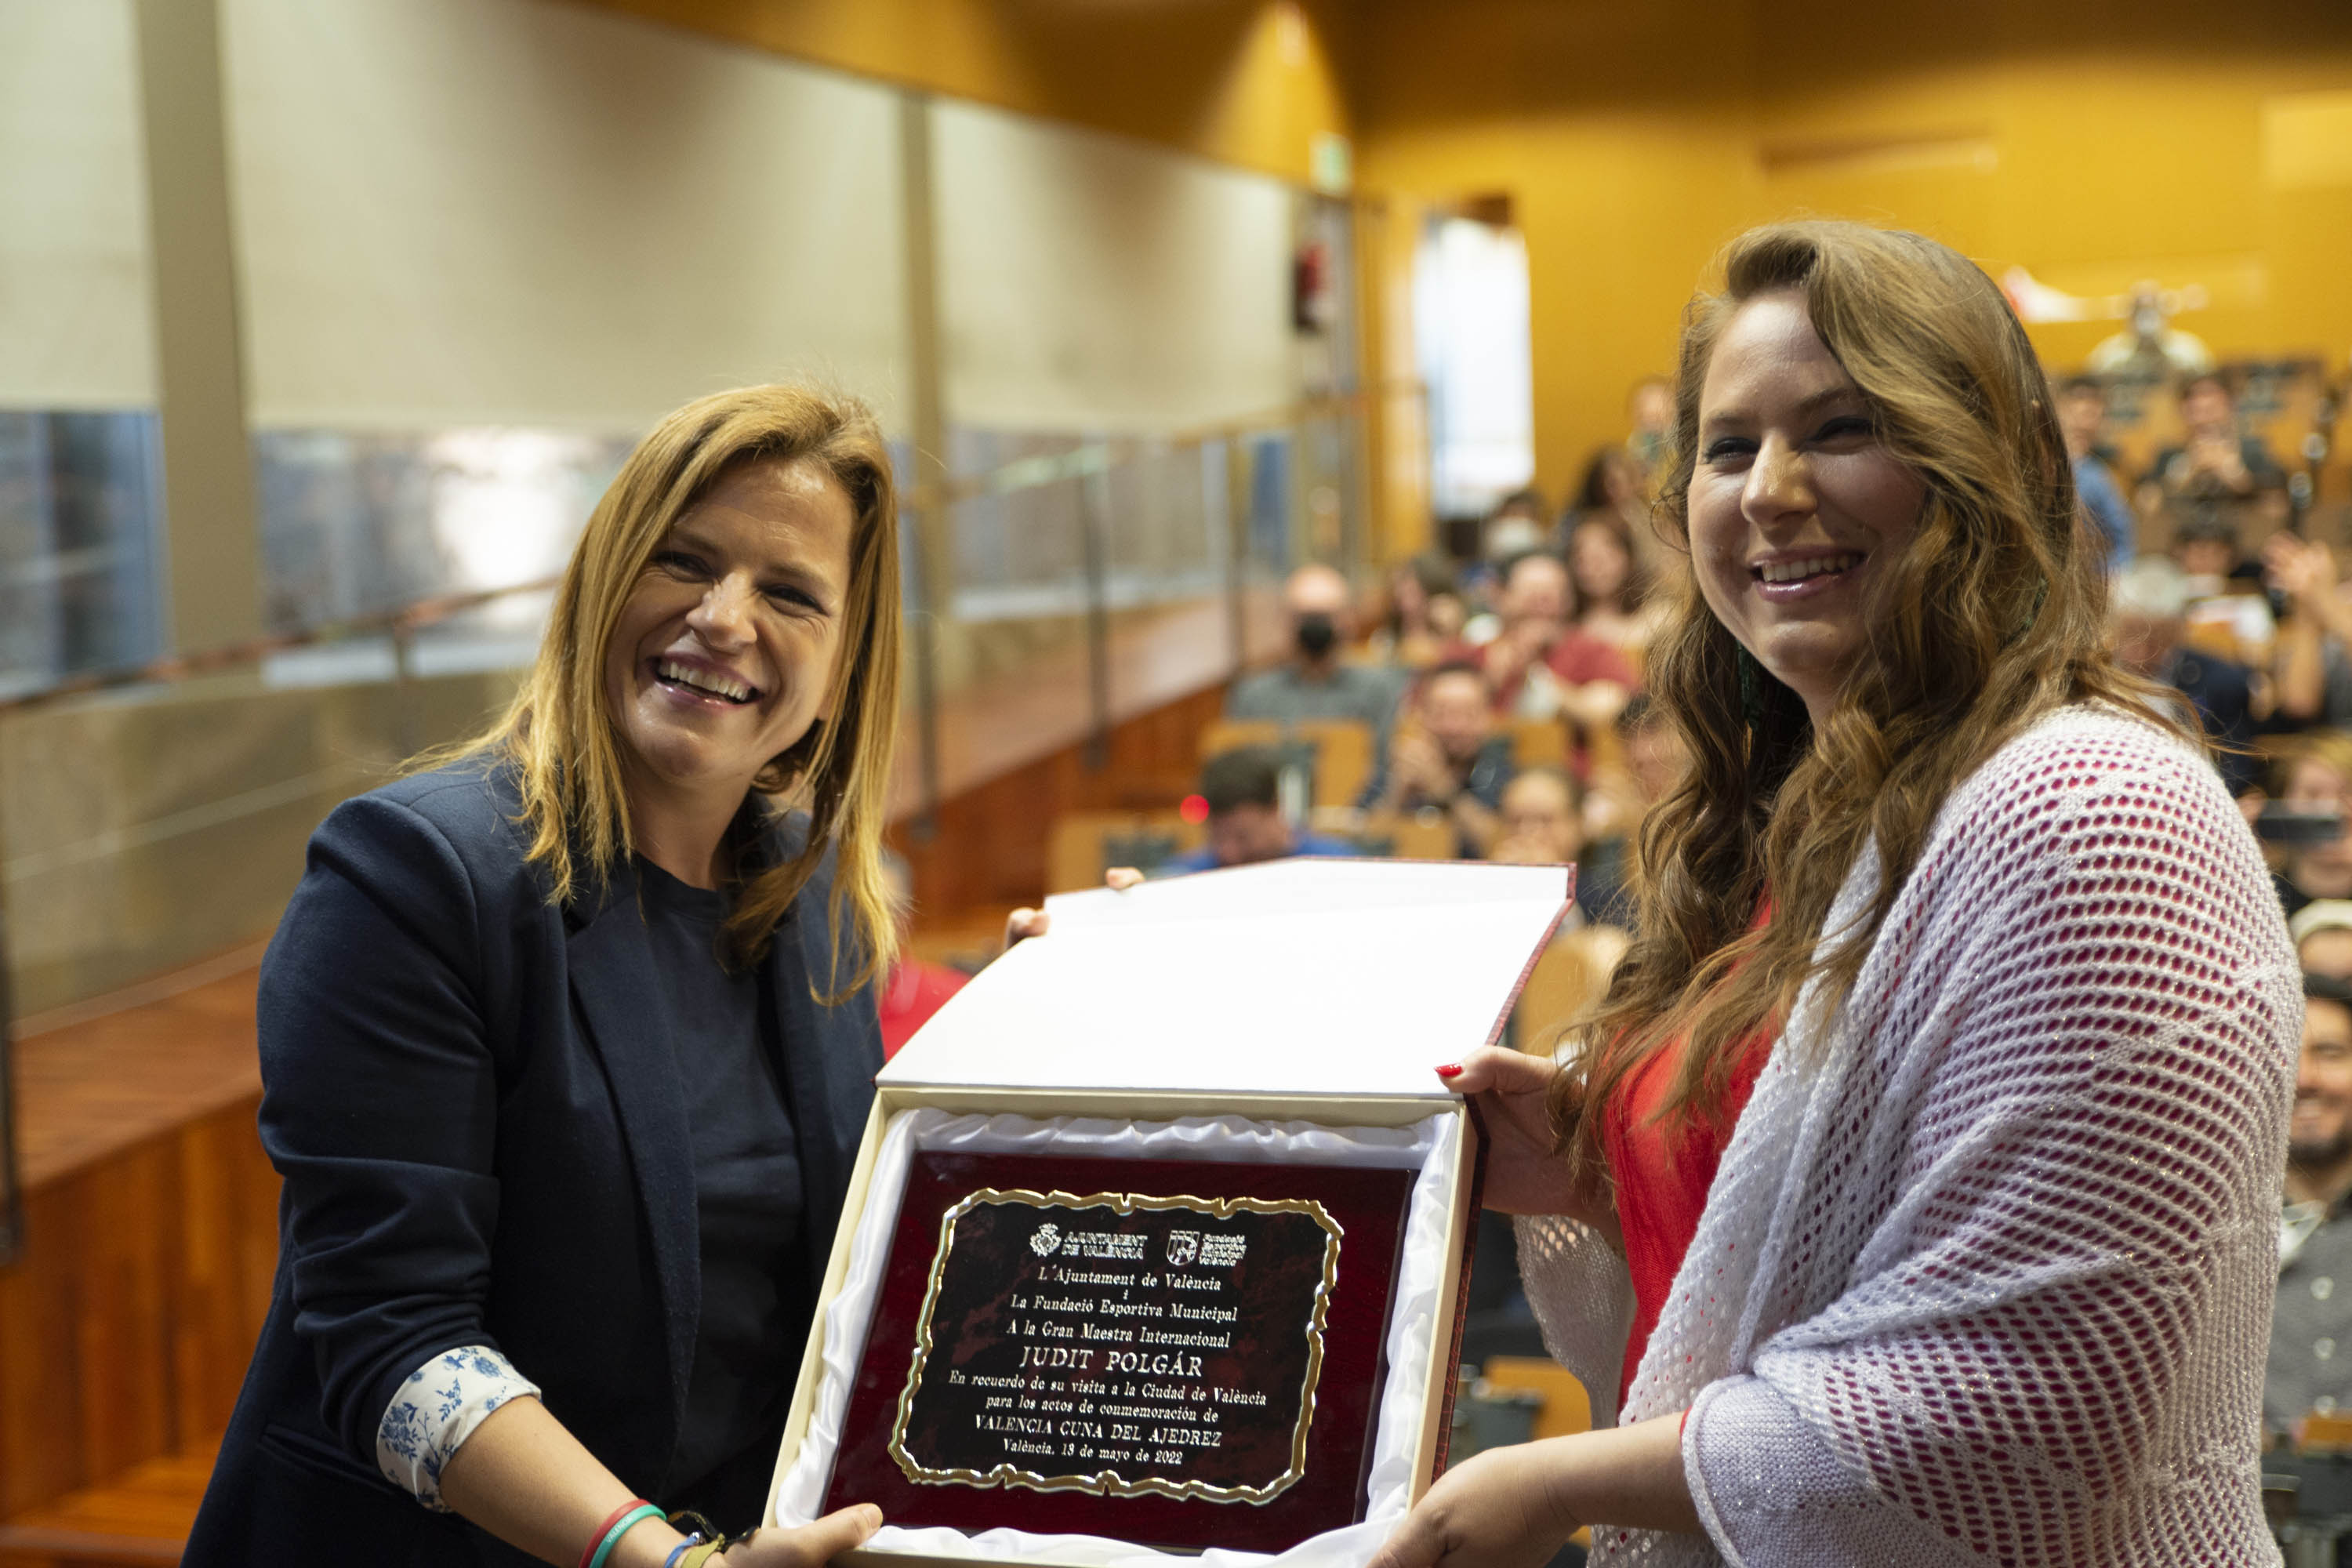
[2271,971,2352,1433]
[1476,551,1637,731]
[1163,746,1352,873]
[2293,902,2352,982]
[1359,662,1515,858]
[2142,370,2287,517]
[1226,562,1406,746]
[2111,554,2259,794]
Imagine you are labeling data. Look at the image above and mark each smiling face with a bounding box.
[602,456,855,820]
[2296,996,2352,1167]
[1686,289,1928,726]
[1420,668,1493,762]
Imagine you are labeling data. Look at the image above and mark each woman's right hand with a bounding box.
[713,1505,883,1566]
[1439,1047,1619,1243]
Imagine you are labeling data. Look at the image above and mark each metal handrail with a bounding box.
[0,383,1401,1266]
[0,383,1414,720]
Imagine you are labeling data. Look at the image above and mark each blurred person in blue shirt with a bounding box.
[2056,376,2133,575]
[1162,746,1355,873]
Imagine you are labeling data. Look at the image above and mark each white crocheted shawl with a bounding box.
[1518,705,2299,1566]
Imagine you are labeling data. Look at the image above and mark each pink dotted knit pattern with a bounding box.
[1520,706,2298,1566]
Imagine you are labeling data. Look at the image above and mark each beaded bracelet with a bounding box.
[583,1501,666,1568]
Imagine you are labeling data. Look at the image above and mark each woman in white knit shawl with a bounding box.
[1374,221,2298,1566]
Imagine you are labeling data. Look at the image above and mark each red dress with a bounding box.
[1603,1029,1774,1403]
[1600,907,1777,1404]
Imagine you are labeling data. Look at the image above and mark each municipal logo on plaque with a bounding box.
[1166,1230,1200,1267]
[1029,1222,1062,1258]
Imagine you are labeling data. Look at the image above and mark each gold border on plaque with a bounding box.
[886,1188,1344,1506]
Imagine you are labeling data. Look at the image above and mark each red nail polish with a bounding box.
[1434,1063,1463,1078]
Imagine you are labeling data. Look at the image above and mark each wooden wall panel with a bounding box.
[893,681,1228,920]
[0,1095,275,1521]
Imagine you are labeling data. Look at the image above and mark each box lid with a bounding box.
[880,858,1572,1099]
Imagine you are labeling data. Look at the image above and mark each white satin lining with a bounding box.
[772,1108,1461,1567]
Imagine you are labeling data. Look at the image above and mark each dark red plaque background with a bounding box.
[822,1152,1416,1554]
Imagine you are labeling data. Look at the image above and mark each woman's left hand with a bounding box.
[710,1505,882,1565]
[1368,1444,1582,1568]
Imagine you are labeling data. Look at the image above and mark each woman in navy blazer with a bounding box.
[188,387,903,1568]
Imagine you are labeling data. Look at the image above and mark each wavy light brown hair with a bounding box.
[456,383,902,995]
[1551,220,2190,1185]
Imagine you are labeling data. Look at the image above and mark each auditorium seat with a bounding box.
[1196,718,1376,810]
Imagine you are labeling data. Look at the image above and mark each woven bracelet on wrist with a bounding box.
[662,1534,706,1568]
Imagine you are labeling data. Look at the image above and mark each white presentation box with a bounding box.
[767,858,1572,1567]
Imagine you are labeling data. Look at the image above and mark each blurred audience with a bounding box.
[1359,661,1515,858]
[1491,766,1634,1020]
[1624,375,1675,490]
[2056,376,2134,575]
[2271,970,2352,1433]
[2141,371,2287,517]
[1578,693,1685,928]
[2111,554,2259,794]
[1490,765,1635,942]
[1475,551,1638,731]
[1370,552,1460,671]
[1483,486,1552,564]
[2266,533,2352,728]
[1165,746,1354,873]
[1490,766,1582,868]
[2293,902,2352,982]
[1573,445,1651,543]
[2270,733,2352,918]
[1227,562,1406,744]
[1564,510,1662,670]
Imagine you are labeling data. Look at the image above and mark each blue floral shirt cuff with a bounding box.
[376,1344,543,1511]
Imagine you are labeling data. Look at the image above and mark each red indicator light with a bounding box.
[1179,794,1209,824]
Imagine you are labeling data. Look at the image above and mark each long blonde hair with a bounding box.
[459,383,902,995]
[1552,221,2191,1184]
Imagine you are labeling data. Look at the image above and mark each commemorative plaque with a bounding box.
[822,1151,1417,1554]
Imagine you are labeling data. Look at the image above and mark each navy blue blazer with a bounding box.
[186,760,881,1566]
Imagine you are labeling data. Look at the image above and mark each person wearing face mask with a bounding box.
[187,387,902,1568]
[1374,222,2295,1568]
[1225,561,1408,749]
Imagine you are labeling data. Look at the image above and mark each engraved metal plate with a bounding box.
[886,1188,1343,1505]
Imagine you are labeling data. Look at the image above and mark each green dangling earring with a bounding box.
[1737,647,1767,728]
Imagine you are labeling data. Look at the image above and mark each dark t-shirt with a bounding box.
[636,860,805,1522]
